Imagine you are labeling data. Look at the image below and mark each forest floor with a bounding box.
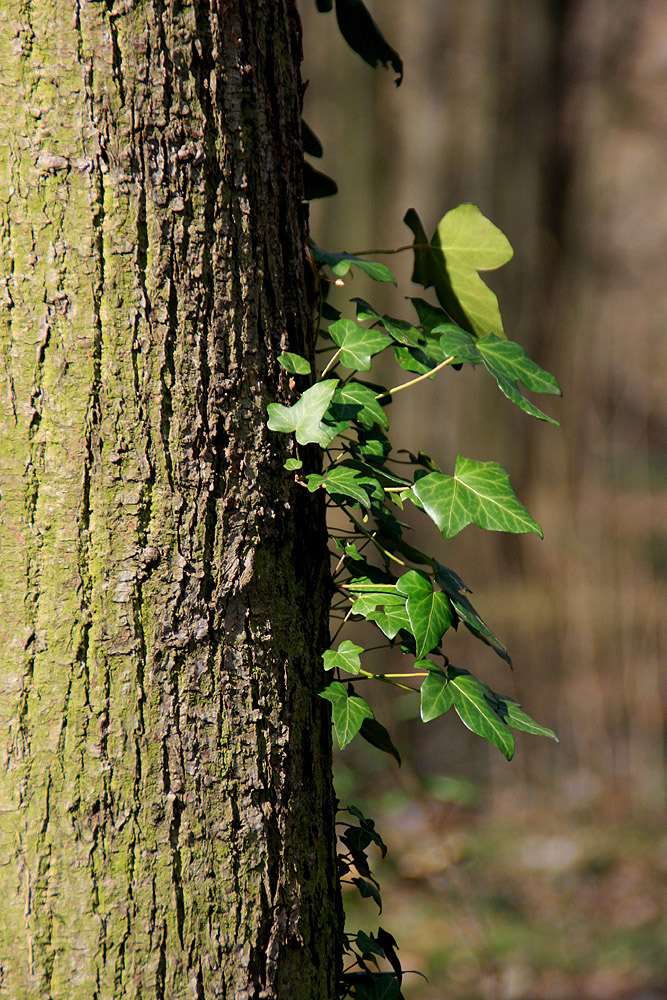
[341,778,667,1000]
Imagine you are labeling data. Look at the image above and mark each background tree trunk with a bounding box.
[0,1,340,997]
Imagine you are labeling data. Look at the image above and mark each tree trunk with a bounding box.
[0,1,340,997]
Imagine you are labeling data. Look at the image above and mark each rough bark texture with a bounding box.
[0,1,340,997]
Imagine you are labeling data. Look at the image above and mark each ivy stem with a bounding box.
[321,347,341,377]
[377,356,455,401]
[350,242,433,257]
[345,511,407,567]
[355,668,419,692]
[330,605,354,645]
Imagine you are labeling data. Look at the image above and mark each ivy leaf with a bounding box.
[380,315,422,347]
[278,351,311,375]
[359,717,401,766]
[341,458,410,490]
[410,297,453,332]
[365,601,411,640]
[311,245,396,284]
[434,562,510,664]
[352,877,383,911]
[356,931,386,960]
[267,380,339,446]
[405,204,513,339]
[334,0,403,85]
[395,570,454,658]
[445,667,515,760]
[412,455,543,539]
[284,458,303,471]
[496,697,559,741]
[316,0,333,10]
[475,334,562,424]
[376,927,402,985]
[329,319,392,371]
[303,161,338,199]
[302,120,323,157]
[319,681,373,748]
[307,465,384,509]
[355,974,401,1000]
[323,640,364,674]
[434,325,481,364]
[419,663,454,722]
[329,381,389,429]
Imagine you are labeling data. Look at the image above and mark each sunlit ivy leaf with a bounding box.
[393,339,450,375]
[405,204,513,338]
[412,455,543,539]
[329,382,389,430]
[307,465,384,509]
[303,161,338,200]
[359,717,401,766]
[365,602,411,640]
[323,639,364,674]
[355,973,401,1000]
[395,570,454,658]
[434,562,510,664]
[434,325,481,364]
[267,380,339,446]
[284,458,303,471]
[341,458,410,490]
[278,351,311,375]
[419,662,454,722]
[319,681,373,748]
[475,334,562,424]
[335,0,403,86]
[446,667,515,760]
[328,320,392,371]
[311,245,397,284]
[496,697,559,741]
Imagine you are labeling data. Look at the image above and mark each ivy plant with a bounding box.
[273,3,561,996]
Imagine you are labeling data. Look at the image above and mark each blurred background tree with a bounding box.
[301,2,667,997]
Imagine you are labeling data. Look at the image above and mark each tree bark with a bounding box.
[0,1,340,997]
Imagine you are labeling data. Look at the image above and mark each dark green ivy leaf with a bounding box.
[303,161,338,200]
[334,0,403,85]
[359,717,401,766]
[316,0,333,10]
[434,561,511,664]
[355,973,402,1000]
[377,927,402,985]
[302,120,323,157]
[352,876,383,911]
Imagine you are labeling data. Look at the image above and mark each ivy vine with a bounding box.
[272,3,562,997]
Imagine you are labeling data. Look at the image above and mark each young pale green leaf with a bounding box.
[359,717,401,766]
[319,681,374,748]
[329,381,389,429]
[278,351,311,375]
[475,334,562,424]
[323,640,365,674]
[446,667,515,760]
[355,974,401,1000]
[434,561,511,664]
[405,204,513,339]
[329,319,392,370]
[412,456,543,539]
[284,458,303,471]
[497,698,559,741]
[419,663,454,722]
[395,570,454,658]
[334,0,403,85]
[310,245,396,284]
[267,380,339,446]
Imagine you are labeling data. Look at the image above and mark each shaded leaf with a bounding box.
[356,931,385,960]
[434,561,510,664]
[412,455,543,539]
[355,973,401,1000]
[377,927,402,985]
[319,681,373,748]
[419,663,454,722]
[434,325,481,364]
[329,319,392,370]
[316,0,333,10]
[303,161,338,199]
[335,0,403,85]
[323,640,364,674]
[496,697,559,741]
[302,119,323,157]
[267,380,339,446]
[359,717,401,766]
[352,877,382,911]
[278,351,311,375]
[395,570,454,658]
[446,666,515,760]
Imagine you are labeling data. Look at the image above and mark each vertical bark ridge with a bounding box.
[0,1,340,997]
